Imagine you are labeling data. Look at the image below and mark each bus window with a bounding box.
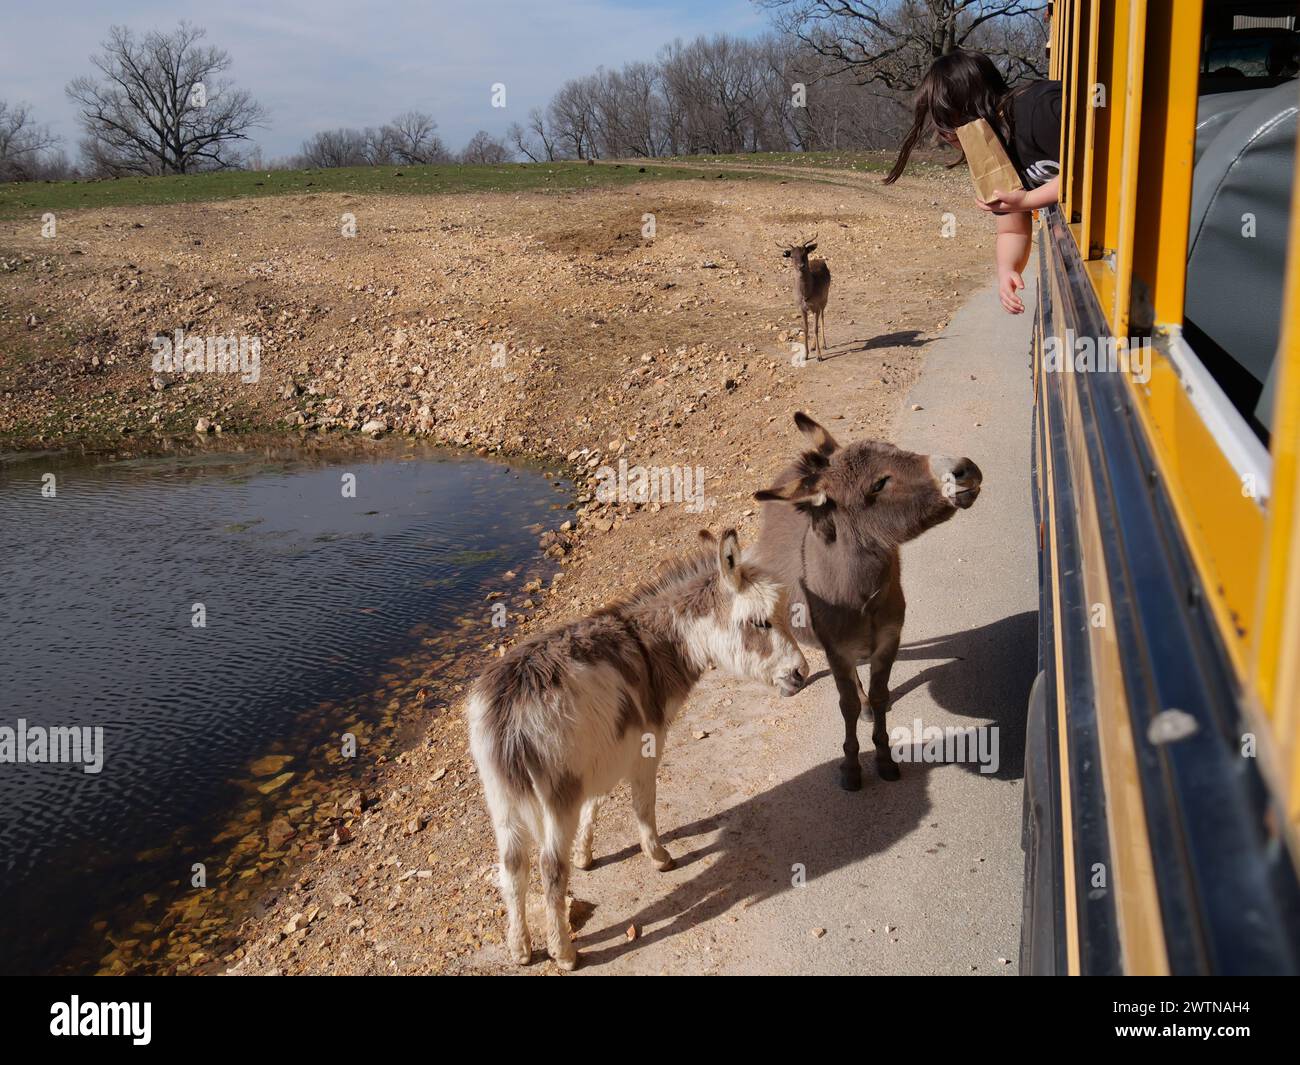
[1185,1,1299,444]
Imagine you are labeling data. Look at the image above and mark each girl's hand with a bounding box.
[977,188,1032,214]
[999,269,1025,314]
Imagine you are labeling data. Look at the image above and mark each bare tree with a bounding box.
[296,112,450,169]
[361,126,396,165]
[298,128,370,168]
[521,21,1008,165]
[524,108,559,161]
[383,111,450,164]
[761,1,1048,93]
[511,106,570,162]
[548,78,601,159]
[970,6,1051,82]
[654,35,794,156]
[30,149,77,181]
[777,37,912,150]
[67,21,266,176]
[0,101,62,181]
[507,122,539,162]
[459,130,512,165]
[534,19,1041,161]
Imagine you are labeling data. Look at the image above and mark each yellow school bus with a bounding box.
[1022,0,1300,973]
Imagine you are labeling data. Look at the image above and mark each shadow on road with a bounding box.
[819,329,933,362]
[797,610,1035,782]
[568,604,1032,968]
[574,756,938,967]
[889,608,1036,780]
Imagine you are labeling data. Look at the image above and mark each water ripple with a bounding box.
[0,441,566,973]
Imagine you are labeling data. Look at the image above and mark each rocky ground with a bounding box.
[0,162,994,974]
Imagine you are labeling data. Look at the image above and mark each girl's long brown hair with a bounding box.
[883,50,1014,185]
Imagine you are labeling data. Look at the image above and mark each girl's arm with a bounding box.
[986,176,1058,314]
[996,210,1032,315]
[979,175,1062,215]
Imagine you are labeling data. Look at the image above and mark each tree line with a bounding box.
[509,33,913,163]
[292,120,512,169]
[0,5,1045,181]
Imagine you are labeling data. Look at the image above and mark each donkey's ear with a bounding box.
[755,476,836,542]
[717,528,743,590]
[697,529,717,545]
[754,478,829,507]
[793,411,839,456]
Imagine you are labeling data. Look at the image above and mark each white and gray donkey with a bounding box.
[468,529,808,970]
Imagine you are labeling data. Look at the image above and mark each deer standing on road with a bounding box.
[781,236,831,361]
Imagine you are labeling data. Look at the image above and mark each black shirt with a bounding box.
[1004,81,1062,188]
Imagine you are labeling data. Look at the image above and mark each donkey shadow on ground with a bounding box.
[800,608,1036,783]
[888,608,1036,781]
[574,755,939,967]
[562,612,1034,969]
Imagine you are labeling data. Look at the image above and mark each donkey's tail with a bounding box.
[467,689,544,841]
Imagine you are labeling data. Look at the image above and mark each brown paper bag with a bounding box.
[955,118,1024,204]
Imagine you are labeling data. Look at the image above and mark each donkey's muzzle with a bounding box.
[953,457,982,508]
[778,667,807,697]
[932,456,983,509]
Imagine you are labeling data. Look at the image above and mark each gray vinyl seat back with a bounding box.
[1195,88,1272,162]
[1186,79,1298,434]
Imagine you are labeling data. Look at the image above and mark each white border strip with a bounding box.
[1159,327,1272,507]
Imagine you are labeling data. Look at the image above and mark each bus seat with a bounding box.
[1195,87,1271,162]
[1187,80,1298,435]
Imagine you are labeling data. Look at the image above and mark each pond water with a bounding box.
[0,439,567,974]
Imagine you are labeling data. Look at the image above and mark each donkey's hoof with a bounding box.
[572,853,593,871]
[839,764,863,791]
[551,948,579,972]
[508,941,532,966]
[651,852,676,872]
[876,756,901,782]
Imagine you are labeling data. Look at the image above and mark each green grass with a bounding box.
[659,149,948,174]
[0,159,780,219]
[0,151,953,219]
[664,149,888,170]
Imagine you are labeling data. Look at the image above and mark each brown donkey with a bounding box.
[781,236,831,361]
[754,412,982,790]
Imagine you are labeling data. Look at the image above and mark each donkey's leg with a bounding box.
[826,649,864,791]
[630,742,674,871]
[573,796,599,870]
[539,802,581,970]
[867,622,903,781]
[500,836,532,965]
[490,808,533,965]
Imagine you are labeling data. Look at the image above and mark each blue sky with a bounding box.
[0,0,768,162]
